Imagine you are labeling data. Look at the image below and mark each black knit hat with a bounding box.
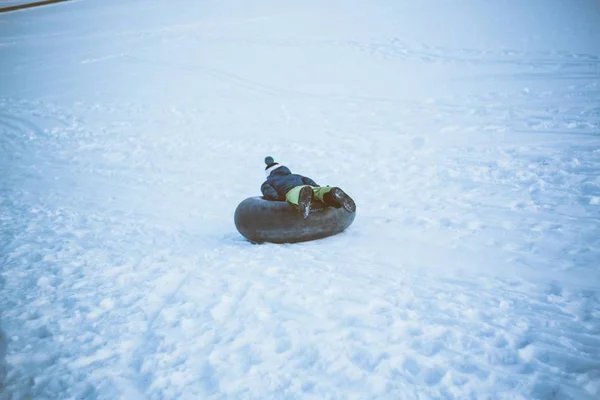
[264,156,278,169]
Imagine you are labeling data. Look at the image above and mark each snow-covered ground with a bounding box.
[1,0,599,398]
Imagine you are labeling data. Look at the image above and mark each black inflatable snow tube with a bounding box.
[234,197,356,244]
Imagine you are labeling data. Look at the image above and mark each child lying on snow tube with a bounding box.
[261,156,356,218]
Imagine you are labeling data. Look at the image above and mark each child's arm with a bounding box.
[261,182,279,200]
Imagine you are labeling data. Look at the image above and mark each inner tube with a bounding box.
[234,197,356,244]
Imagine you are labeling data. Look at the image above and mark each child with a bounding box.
[261,156,356,218]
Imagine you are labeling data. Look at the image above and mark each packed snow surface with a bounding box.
[1,0,600,398]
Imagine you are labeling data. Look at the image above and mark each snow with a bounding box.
[1,0,599,398]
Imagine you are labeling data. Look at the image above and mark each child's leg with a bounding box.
[312,186,333,203]
[286,185,314,218]
[285,185,311,205]
[317,186,356,213]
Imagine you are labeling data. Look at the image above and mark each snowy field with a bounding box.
[1,0,599,398]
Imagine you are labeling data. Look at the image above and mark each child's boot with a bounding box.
[297,186,314,218]
[324,187,356,213]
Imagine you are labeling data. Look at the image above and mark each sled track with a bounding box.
[0,0,70,13]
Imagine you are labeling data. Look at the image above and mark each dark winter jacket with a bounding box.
[261,165,318,201]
